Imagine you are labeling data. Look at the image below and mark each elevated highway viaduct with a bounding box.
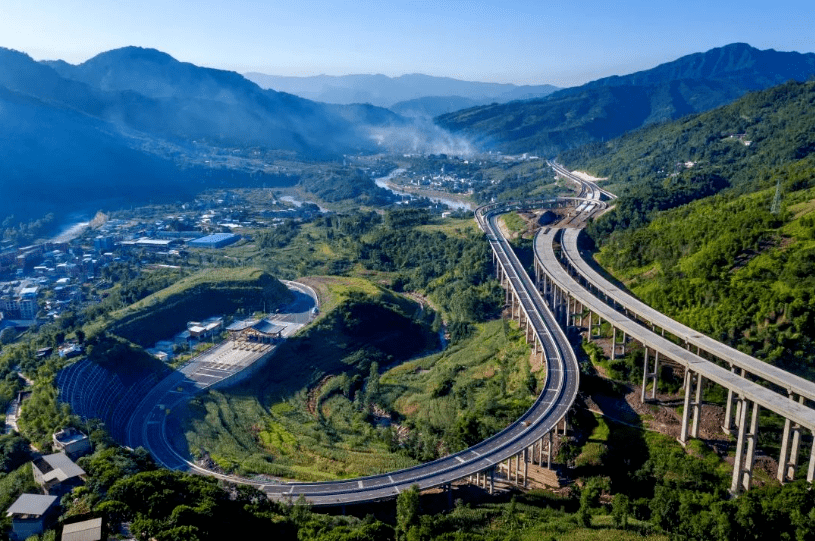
[125,204,585,507]
[532,163,815,493]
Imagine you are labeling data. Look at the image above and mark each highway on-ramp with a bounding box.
[124,219,581,506]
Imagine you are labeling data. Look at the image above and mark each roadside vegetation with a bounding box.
[588,159,815,377]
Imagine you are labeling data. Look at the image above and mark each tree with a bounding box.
[396,484,421,541]
[612,493,630,529]
[0,327,16,345]
[0,433,30,473]
[364,361,380,408]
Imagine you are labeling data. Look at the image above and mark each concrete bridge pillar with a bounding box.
[777,394,805,482]
[586,311,593,342]
[611,327,617,359]
[679,370,695,445]
[723,366,738,433]
[548,430,553,469]
[650,351,660,400]
[523,447,529,487]
[778,416,794,482]
[730,399,760,494]
[808,435,815,484]
[515,453,521,484]
[640,347,650,403]
[691,373,703,439]
[490,467,495,495]
[514,292,520,322]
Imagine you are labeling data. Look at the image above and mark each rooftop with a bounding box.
[62,517,103,541]
[6,494,58,518]
[53,428,88,445]
[33,452,86,483]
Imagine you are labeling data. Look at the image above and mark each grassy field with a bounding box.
[500,212,527,235]
[178,278,542,480]
[179,276,435,479]
[84,267,290,347]
[381,319,540,451]
[426,493,667,541]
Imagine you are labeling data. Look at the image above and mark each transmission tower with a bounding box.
[771,178,782,215]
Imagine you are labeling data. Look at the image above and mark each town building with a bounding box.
[93,236,115,252]
[188,232,240,249]
[60,517,104,541]
[6,494,58,541]
[187,316,224,340]
[52,428,92,459]
[0,282,39,320]
[32,452,86,495]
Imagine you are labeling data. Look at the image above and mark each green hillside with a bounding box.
[560,80,815,231]
[438,44,815,156]
[557,81,815,375]
[589,165,815,375]
[179,277,439,479]
[101,267,291,347]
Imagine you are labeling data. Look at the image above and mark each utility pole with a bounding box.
[771,178,782,215]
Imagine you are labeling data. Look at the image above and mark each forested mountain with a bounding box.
[0,46,403,222]
[561,80,815,230]
[557,80,815,375]
[389,95,487,118]
[244,71,559,107]
[438,43,815,156]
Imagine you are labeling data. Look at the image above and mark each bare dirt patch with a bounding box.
[306,375,334,416]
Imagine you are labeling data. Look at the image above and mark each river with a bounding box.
[49,220,90,243]
[374,169,473,211]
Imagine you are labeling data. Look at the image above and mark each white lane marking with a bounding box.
[455,456,466,463]
[471,450,481,457]
[388,475,395,483]
[358,480,364,489]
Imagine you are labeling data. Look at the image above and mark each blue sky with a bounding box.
[2,0,813,86]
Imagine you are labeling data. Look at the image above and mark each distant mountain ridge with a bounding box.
[40,46,403,154]
[437,43,815,156]
[0,46,405,223]
[244,71,559,108]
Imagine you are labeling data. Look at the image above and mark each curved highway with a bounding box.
[534,227,815,431]
[124,208,581,507]
[559,227,815,403]
[546,161,815,404]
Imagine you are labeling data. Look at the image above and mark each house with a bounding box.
[32,452,86,495]
[6,494,58,540]
[61,517,104,541]
[52,428,91,459]
[187,317,223,340]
